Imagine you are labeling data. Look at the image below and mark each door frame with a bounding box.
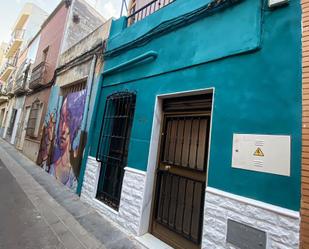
[137,88,215,238]
[19,106,31,150]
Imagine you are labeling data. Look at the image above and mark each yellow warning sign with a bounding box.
[254,147,264,157]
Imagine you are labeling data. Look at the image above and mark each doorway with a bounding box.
[18,106,31,150]
[151,93,213,249]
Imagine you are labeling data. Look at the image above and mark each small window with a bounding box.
[26,99,43,138]
[61,80,86,97]
[96,91,136,210]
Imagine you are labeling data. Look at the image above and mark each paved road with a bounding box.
[0,160,63,249]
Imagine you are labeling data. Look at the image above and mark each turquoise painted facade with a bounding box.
[81,0,302,211]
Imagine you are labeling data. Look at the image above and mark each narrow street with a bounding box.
[0,159,62,249]
[0,139,142,249]
[0,0,304,248]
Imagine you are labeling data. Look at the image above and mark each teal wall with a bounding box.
[86,0,302,210]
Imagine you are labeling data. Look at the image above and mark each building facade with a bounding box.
[80,0,302,249]
[21,1,70,162]
[13,34,41,151]
[37,19,111,191]
[0,3,47,141]
[22,0,105,163]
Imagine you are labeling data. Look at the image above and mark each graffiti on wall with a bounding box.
[50,90,86,189]
[38,111,57,171]
[38,86,61,171]
[38,89,87,190]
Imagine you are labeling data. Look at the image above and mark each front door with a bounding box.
[151,94,212,249]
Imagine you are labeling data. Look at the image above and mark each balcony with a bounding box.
[6,29,25,57]
[6,79,14,97]
[0,56,18,82]
[28,61,47,90]
[13,61,30,95]
[0,84,8,103]
[127,0,174,26]
[14,74,27,95]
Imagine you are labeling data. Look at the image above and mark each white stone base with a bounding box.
[81,157,300,249]
[81,156,146,235]
[202,187,300,249]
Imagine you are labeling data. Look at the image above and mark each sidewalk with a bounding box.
[0,138,144,249]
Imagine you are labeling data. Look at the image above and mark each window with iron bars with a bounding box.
[61,80,86,97]
[7,109,17,136]
[26,99,43,138]
[96,91,136,210]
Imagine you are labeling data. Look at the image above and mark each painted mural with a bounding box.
[37,86,61,171]
[38,89,87,190]
[38,112,57,171]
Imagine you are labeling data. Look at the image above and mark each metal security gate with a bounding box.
[151,94,212,249]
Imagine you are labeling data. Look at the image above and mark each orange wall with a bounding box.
[302,0,309,248]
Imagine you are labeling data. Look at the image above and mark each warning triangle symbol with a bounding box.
[254,147,264,157]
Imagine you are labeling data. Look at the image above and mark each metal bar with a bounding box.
[166,118,173,162]
[167,172,174,225]
[180,118,186,167]
[127,0,158,19]
[203,118,210,171]
[188,181,196,239]
[186,117,193,167]
[195,117,201,169]
[173,175,180,229]
[159,172,167,222]
[173,118,180,164]
[181,178,188,234]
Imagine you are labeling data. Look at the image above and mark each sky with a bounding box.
[0,0,125,43]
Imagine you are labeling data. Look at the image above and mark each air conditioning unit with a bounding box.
[268,0,289,8]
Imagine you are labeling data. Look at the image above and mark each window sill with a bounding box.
[93,198,119,215]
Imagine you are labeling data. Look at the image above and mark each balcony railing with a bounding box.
[0,84,8,103]
[0,84,7,95]
[6,79,14,96]
[1,55,18,70]
[0,55,18,81]
[5,29,25,57]
[12,29,25,40]
[13,61,30,95]
[127,0,174,26]
[14,74,27,95]
[28,61,47,90]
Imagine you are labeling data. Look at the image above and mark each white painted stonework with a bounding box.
[81,157,300,249]
[81,156,146,235]
[202,187,300,249]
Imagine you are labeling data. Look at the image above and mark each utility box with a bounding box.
[232,134,291,176]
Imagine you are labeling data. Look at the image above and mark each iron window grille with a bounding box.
[26,99,43,138]
[96,91,136,210]
[7,109,17,136]
[61,81,86,97]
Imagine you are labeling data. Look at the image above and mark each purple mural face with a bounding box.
[49,90,86,189]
